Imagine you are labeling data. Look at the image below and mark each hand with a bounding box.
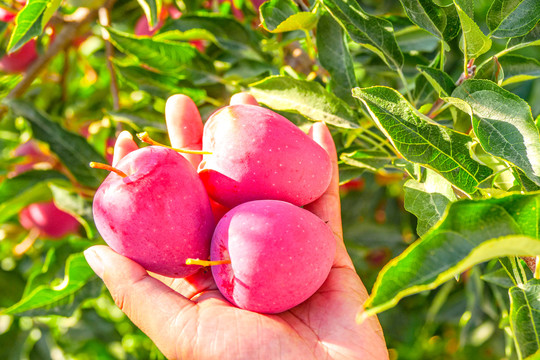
[84,93,388,360]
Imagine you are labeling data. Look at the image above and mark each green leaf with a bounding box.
[154,29,218,44]
[2,253,102,317]
[107,27,212,73]
[49,184,95,239]
[338,165,365,185]
[4,99,107,188]
[317,13,357,106]
[353,86,492,194]
[510,278,540,359]
[113,61,207,103]
[162,14,263,60]
[481,267,517,288]
[7,0,61,53]
[340,149,394,172]
[451,79,540,186]
[249,75,360,129]
[398,0,460,41]
[499,55,540,85]
[136,0,162,29]
[322,0,403,70]
[417,65,456,97]
[487,0,540,38]
[108,111,167,133]
[363,192,540,317]
[454,0,492,58]
[0,170,69,223]
[507,23,540,48]
[260,0,317,33]
[475,56,504,84]
[395,27,440,53]
[404,169,457,236]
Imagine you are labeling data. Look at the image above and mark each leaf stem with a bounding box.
[509,256,524,285]
[397,68,413,105]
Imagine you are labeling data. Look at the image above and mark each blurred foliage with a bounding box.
[0,0,539,359]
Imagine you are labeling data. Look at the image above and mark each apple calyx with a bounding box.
[185,258,231,266]
[136,132,212,155]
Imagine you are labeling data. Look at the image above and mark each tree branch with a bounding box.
[98,6,120,110]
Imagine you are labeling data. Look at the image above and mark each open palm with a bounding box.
[84,93,388,360]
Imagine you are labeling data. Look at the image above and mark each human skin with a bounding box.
[84,93,389,360]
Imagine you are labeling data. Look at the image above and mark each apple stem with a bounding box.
[89,162,128,178]
[137,132,212,155]
[185,258,231,267]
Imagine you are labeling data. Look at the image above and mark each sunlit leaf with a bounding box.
[499,55,540,85]
[7,0,61,53]
[487,0,540,38]
[136,0,162,29]
[2,253,102,317]
[398,0,460,41]
[417,65,456,97]
[260,0,317,33]
[353,86,492,194]
[404,169,457,236]
[454,0,492,58]
[510,279,540,358]
[340,149,394,171]
[364,192,540,317]
[107,27,212,72]
[250,75,360,129]
[452,79,540,186]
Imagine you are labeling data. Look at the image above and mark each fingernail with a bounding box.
[84,248,104,279]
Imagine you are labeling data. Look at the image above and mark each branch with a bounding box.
[98,6,120,110]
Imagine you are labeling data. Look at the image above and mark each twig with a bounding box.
[426,58,477,119]
[98,6,120,111]
[61,48,70,103]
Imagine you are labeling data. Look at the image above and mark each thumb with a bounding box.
[84,245,197,358]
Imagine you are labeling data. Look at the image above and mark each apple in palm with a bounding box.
[92,146,215,278]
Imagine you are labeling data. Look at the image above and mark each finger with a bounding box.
[165,94,204,168]
[230,92,258,106]
[303,123,354,269]
[304,122,342,240]
[112,131,138,166]
[84,245,197,359]
[150,268,217,300]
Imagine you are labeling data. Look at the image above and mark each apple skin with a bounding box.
[92,146,215,278]
[0,7,38,73]
[210,200,336,314]
[19,201,80,239]
[199,104,332,208]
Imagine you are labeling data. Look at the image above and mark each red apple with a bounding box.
[207,200,335,313]
[199,104,332,208]
[92,146,215,277]
[19,201,80,239]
